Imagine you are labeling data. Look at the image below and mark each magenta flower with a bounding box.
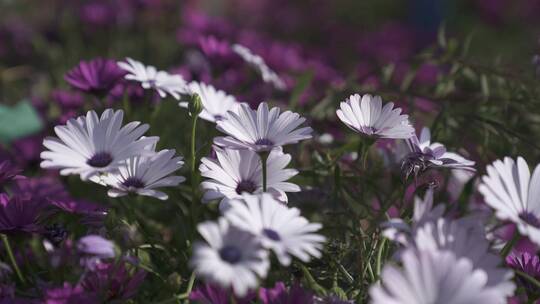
[258,282,314,304]
[0,161,23,186]
[43,282,98,304]
[507,252,540,293]
[0,193,46,234]
[189,284,256,304]
[64,58,125,96]
[80,261,146,301]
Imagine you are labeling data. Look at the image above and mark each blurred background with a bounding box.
[0,0,540,173]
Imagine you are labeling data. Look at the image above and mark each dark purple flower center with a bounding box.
[255,138,274,146]
[262,228,281,241]
[87,152,113,168]
[520,212,540,228]
[219,245,242,264]
[122,177,145,189]
[235,180,257,195]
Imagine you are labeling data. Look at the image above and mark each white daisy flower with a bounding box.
[479,156,540,246]
[370,248,511,304]
[214,102,312,152]
[117,57,188,100]
[336,94,414,139]
[402,127,475,178]
[190,218,269,297]
[382,187,445,245]
[101,147,186,200]
[225,193,326,266]
[199,146,300,209]
[178,81,242,122]
[413,218,515,297]
[232,44,286,90]
[40,109,157,180]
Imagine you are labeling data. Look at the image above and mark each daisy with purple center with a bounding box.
[225,193,326,266]
[402,127,475,179]
[214,102,312,153]
[64,58,125,96]
[40,109,157,181]
[479,157,540,246]
[199,147,300,210]
[336,94,414,139]
[117,57,189,100]
[190,218,269,297]
[101,147,185,200]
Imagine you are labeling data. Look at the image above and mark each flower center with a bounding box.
[87,152,113,168]
[520,212,540,228]
[122,177,145,189]
[235,180,257,195]
[262,228,281,241]
[255,138,274,146]
[219,245,242,264]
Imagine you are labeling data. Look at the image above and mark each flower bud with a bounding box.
[188,93,203,117]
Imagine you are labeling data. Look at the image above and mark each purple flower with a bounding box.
[64,58,125,96]
[43,282,98,304]
[51,90,85,110]
[79,1,115,27]
[80,261,146,301]
[108,80,147,104]
[507,252,540,293]
[0,161,23,186]
[50,199,108,227]
[77,235,115,270]
[258,282,314,304]
[0,193,46,234]
[189,284,256,304]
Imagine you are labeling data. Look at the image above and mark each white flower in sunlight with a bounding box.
[370,248,513,304]
[199,146,300,210]
[102,147,185,200]
[41,109,157,180]
[214,102,312,152]
[179,81,242,122]
[117,57,188,100]
[479,156,540,246]
[336,94,414,139]
[225,193,325,266]
[402,127,475,179]
[191,218,269,297]
[232,44,286,90]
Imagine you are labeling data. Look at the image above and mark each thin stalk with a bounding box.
[299,264,326,296]
[260,151,270,192]
[375,238,387,279]
[1,234,25,284]
[189,114,199,236]
[500,232,519,258]
[181,271,196,304]
[515,270,540,289]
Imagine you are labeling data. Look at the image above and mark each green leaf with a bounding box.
[0,100,43,143]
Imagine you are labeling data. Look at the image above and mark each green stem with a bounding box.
[260,151,270,192]
[500,231,520,258]
[515,270,540,289]
[375,238,387,279]
[181,271,196,304]
[299,264,326,296]
[1,234,25,284]
[189,115,199,236]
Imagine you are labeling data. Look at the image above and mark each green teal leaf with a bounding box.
[0,100,43,143]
